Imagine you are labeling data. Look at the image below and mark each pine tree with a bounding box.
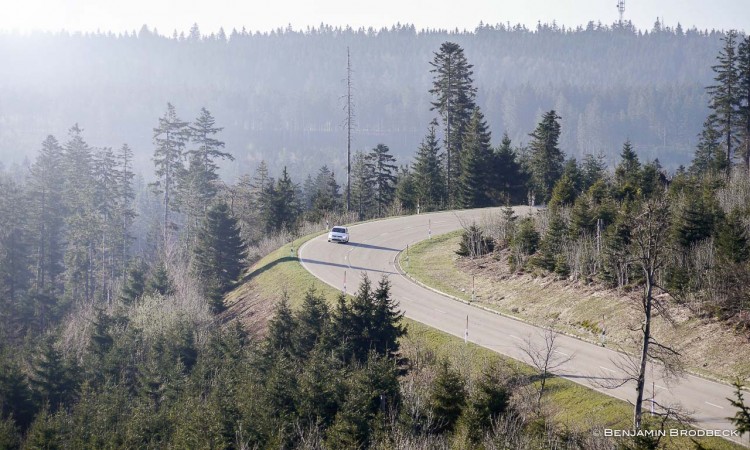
[192,201,247,311]
[715,210,749,264]
[412,121,445,211]
[369,144,397,217]
[528,110,564,203]
[429,42,477,207]
[151,103,189,241]
[707,30,740,171]
[458,107,493,208]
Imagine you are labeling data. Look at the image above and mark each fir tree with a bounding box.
[429,359,466,434]
[429,42,477,207]
[27,135,66,295]
[369,144,397,217]
[492,133,525,204]
[412,121,445,211]
[738,35,750,172]
[614,140,642,201]
[707,30,740,170]
[458,107,493,208]
[151,103,189,240]
[528,110,564,203]
[691,116,729,176]
[192,201,247,311]
[351,151,375,220]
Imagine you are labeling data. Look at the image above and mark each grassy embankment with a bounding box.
[401,230,750,383]
[224,231,743,449]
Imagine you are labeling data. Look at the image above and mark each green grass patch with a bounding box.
[230,229,744,449]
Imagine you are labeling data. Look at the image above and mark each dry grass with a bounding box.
[404,231,750,383]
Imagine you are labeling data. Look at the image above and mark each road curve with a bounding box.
[299,207,746,446]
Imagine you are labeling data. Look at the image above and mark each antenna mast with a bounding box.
[616,0,625,24]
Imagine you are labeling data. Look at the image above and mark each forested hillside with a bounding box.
[0,21,727,179]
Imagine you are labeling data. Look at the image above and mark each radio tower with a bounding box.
[616,0,625,24]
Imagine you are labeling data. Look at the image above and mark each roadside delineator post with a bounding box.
[343,270,347,294]
[464,315,469,344]
[428,219,432,239]
[472,275,475,302]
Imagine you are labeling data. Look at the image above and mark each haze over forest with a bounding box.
[0,20,733,180]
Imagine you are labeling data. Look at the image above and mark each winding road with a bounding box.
[299,207,747,446]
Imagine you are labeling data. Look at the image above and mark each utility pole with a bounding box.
[345,47,354,213]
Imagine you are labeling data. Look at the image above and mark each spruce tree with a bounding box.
[369,144,397,217]
[351,151,375,220]
[429,359,466,434]
[61,124,98,303]
[691,116,729,176]
[492,133,525,204]
[738,35,750,172]
[707,30,740,171]
[429,42,477,207]
[412,121,445,211]
[458,107,493,208]
[27,135,66,295]
[151,103,189,240]
[528,110,564,203]
[192,201,247,311]
[614,140,642,201]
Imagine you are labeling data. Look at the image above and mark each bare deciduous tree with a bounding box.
[519,328,573,411]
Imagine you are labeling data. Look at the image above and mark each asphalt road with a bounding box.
[299,207,747,446]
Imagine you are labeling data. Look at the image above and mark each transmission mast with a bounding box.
[616,0,625,24]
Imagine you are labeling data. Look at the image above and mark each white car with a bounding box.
[328,226,350,243]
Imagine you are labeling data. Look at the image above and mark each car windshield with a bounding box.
[332,227,346,233]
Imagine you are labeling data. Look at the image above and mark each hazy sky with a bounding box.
[1,0,746,35]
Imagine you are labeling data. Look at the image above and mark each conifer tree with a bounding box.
[192,201,247,311]
[458,107,493,208]
[179,108,232,239]
[265,167,300,232]
[412,121,445,211]
[369,144,397,217]
[708,30,740,170]
[351,151,375,220]
[429,359,466,434]
[429,42,477,207]
[29,335,78,412]
[27,136,66,295]
[738,35,750,172]
[394,166,417,212]
[691,116,729,176]
[614,140,642,201]
[152,103,189,240]
[61,124,98,303]
[492,133,524,204]
[0,176,31,332]
[528,110,564,203]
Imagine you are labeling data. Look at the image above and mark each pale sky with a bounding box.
[0,0,746,35]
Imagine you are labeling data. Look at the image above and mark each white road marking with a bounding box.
[705,401,724,409]
[553,350,569,356]
[508,334,523,341]
[434,308,447,314]
[599,366,617,373]
[655,385,668,390]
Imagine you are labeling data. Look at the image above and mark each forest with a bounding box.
[0,21,750,449]
[0,20,730,180]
